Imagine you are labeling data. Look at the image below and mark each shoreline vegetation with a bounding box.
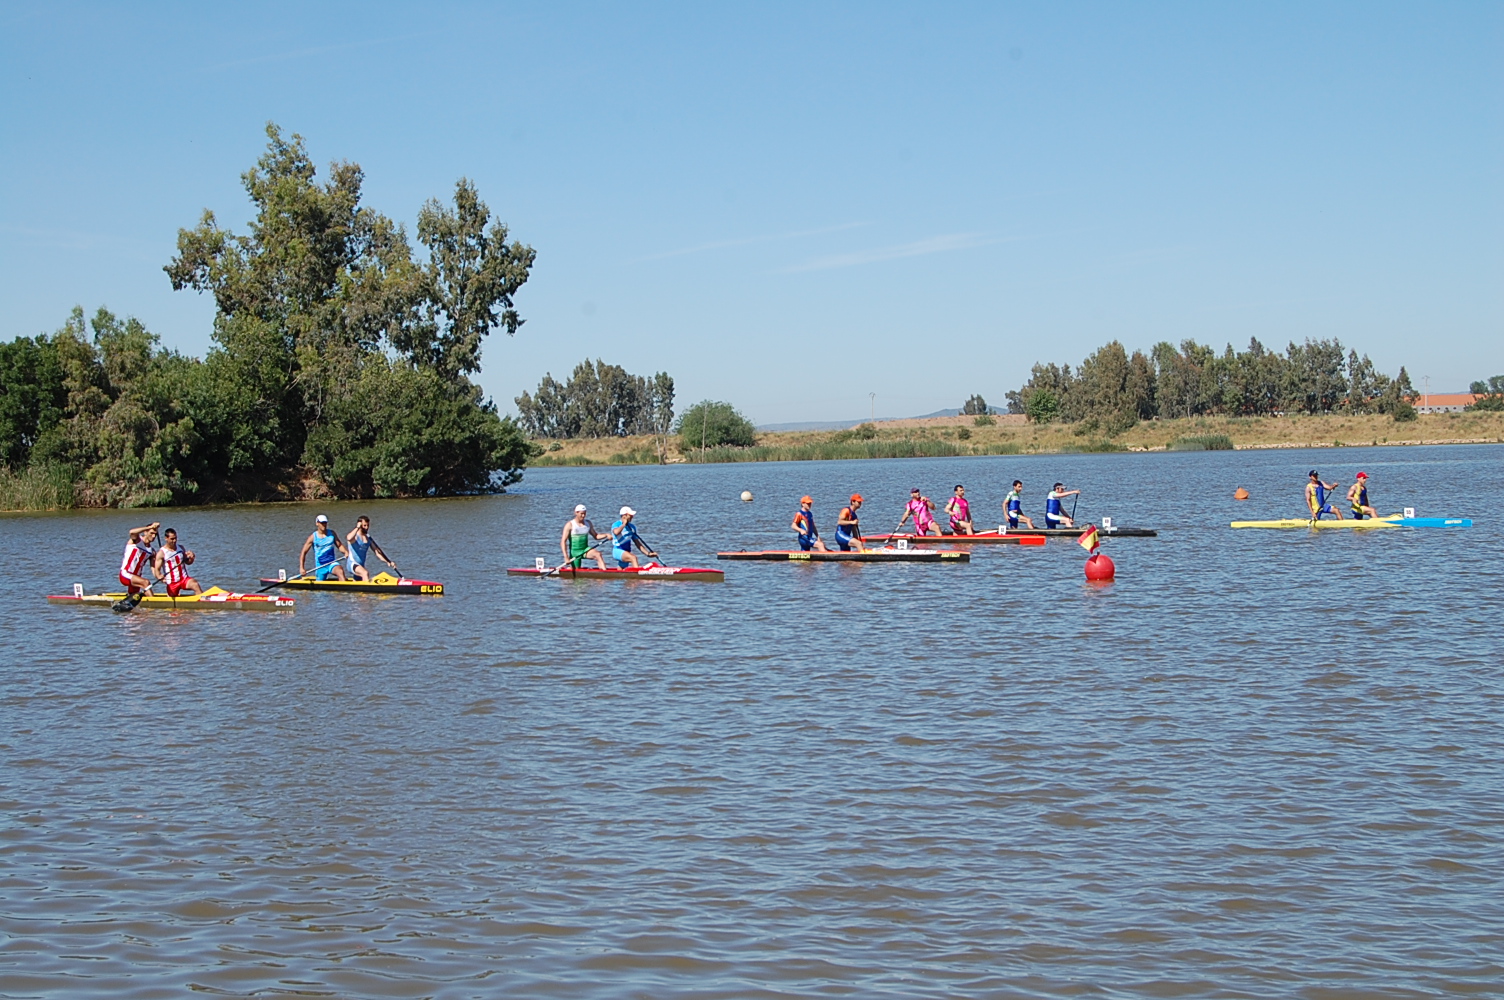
[528,411,1504,468]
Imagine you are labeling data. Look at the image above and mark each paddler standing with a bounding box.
[152,527,203,597]
[119,521,160,596]
[944,484,976,535]
[1306,470,1344,521]
[299,514,350,581]
[835,494,866,552]
[345,514,399,580]
[561,504,610,569]
[610,506,658,568]
[1004,480,1036,530]
[1347,472,1377,520]
[792,496,829,552]
[1045,483,1080,529]
[898,487,942,537]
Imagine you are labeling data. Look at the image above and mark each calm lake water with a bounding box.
[3,444,1501,999]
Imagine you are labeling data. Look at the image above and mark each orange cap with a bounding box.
[850,493,863,503]
[800,495,813,504]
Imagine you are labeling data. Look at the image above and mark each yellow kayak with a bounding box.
[47,585,294,610]
[1231,514,1403,530]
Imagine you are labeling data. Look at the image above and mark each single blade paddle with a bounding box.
[257,566,324,592]
[545,536,609,577]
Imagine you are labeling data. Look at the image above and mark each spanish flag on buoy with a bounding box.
[1077,524,1100,552]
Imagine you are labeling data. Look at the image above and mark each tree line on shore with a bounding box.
[0,125,534,508]
[1005,338,1421,434]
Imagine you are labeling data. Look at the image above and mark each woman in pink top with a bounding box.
[898,487,942,537]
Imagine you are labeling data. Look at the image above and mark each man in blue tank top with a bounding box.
[299,514,350,581]
[1306,470,1343,520]
[791,496,828,551]
[1045,483,1080,528]
[345,515,399,580]
[611,507,659,568]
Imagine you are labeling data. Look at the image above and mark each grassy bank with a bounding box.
[529,411,1504,467]
[0,463,77,512]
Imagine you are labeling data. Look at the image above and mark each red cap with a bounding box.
[1356,471,1368,479]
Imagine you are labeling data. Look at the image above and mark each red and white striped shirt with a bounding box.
[120,540,152,579]
[159,546,187,586]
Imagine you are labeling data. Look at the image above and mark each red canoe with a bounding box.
[509,564,725,582]
[862,531,1046,546]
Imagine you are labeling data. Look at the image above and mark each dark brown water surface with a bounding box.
[3,445,1502,998]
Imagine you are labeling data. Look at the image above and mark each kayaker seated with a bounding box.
[300,514,350,581]
[835,494,866,552]
[611,507,659,568]
[561,504,611,569]
[792,496,829,552]
[1347,472,1377,520]
[153,528,203,597]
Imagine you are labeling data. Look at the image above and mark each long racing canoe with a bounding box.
[718,549,969,562]
[48,585,294,610]
[1231,514,1472,529]
[862,531,1046,545]
[259,571,444,594]
[508,564,724,581]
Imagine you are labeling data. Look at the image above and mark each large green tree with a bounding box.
[165,124,535,499]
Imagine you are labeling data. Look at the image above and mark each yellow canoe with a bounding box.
[47,585,294,610]
[1230,514,1403,530]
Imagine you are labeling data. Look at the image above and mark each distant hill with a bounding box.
[758,408,964,432]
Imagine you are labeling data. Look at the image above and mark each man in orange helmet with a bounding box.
[835,494,866,552]
[791,496,829,552]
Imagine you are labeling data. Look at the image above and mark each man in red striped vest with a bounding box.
[119,522,160,596]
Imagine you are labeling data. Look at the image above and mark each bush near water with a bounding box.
[0,126,535,509]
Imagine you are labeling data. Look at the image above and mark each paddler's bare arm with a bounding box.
[298,534,314,574]
[129,521,160,540]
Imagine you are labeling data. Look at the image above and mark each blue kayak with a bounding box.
[1386,517,1471,528]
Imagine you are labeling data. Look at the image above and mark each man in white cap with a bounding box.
[559,504,610,570]
[610,506,659,568]
[299,514,350,581]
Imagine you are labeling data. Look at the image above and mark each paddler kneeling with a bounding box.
[835,494,866,551]
[562,504,611,569]
[899,487,943,536]
[945,484,976,535]
[152,527,203,597]
[1306,470,1343,521]
[300,514,350,581]
[119,521,160,597]
[611,506,659,568]
[792,496,829,552]
[1347,472,1377,520]
[345,514,398,580]
[1045,482,1080,528]
[1004,480,1036,530]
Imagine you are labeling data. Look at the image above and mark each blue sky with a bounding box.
[2,2,1499,422]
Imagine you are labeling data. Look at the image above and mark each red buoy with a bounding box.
[1084,552,1115,581]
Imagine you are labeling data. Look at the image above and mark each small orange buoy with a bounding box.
[1084,552,1115,581]
[1234,488,1250,500]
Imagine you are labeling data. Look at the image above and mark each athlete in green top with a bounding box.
[560,504,610,569]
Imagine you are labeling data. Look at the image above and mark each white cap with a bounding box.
[620,506,636,516]
[574,504,587,513]
[316,514,328,523]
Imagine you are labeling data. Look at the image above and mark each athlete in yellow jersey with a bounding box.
[1347,471,1377,519]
